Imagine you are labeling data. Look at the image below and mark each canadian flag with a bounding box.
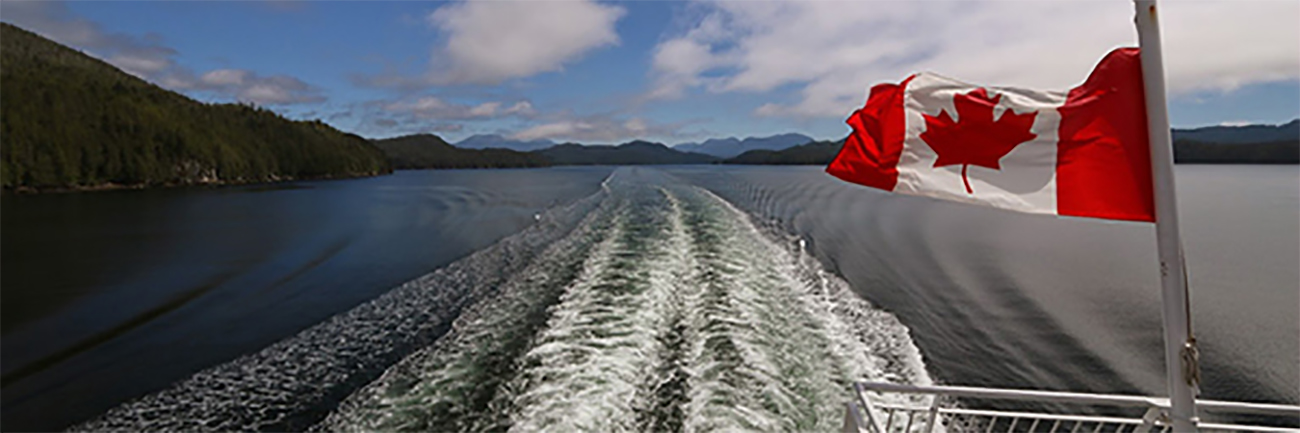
[827,48,1155,222]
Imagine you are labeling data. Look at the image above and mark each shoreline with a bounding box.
[1,170,392,196]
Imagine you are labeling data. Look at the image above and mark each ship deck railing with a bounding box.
[843,381,1300,433]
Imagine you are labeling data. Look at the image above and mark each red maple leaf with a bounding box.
[919,88,1038,194]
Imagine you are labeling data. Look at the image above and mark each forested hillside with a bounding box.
[536,141,718,165]
[722,140,843,165]
[372,134,551,169]
[0,23,390,191]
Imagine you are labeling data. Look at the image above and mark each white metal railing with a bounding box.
[844,382,1300,433]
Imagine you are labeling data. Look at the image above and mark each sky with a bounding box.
[2,0,1298,144]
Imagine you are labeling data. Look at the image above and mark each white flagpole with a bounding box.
[1134,1,1198,431]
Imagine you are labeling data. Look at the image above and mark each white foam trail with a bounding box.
[316,168,937,432]
[312,197,622,432]
[502,188,685,431]
[678,186,935,432]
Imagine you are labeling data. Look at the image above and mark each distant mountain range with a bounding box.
[375,120,1297,170]
[373,134,549,169]
[673,133,815,158]
[722,140,845,165]
[373,137,718,169]
[1172,120,1299,144]
[452,132,814,159]
[454,134,556,152]
[537,141,716,165]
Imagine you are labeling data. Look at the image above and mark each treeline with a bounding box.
[371,134,550,169]
[535,141,717,165]
[373,137,719,169]
[0,23,390,191]
[1172,140,1298,164]
[721,140,843,165]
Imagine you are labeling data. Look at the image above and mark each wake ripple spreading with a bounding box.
[318,168,932,432]
[71,187,607,432]
[74,168,933,432]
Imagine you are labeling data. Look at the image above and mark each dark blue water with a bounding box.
[2,165,1295,431]
[1,168,614,431]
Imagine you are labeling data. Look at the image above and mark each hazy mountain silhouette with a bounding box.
[372,134,550,169]
[455,134,556,152]
[675,133,814,158]
[1172,120,1299,144]
[536,141,718,165]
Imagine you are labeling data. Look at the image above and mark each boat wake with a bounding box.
[75,167,932,432]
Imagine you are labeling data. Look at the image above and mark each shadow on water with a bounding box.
[1,271,235,388]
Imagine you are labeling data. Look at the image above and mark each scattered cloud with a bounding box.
[354,0,627,89]
[310,95,706,142]
[380,96,535,120]
[426,0,626,85]
[651,1,1300,118]
[0,0,325,105]
[510,114,694,143]
[194,69,325,104]
[428,123,465,133]
[2,1,178,76]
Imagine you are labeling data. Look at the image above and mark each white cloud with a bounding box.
[382,96,535,120]
[232,76,324,105]
[468,102,501,117]
[107,49,175,77]
[201,69,249,87]
[1217,120,1252,127]
[427,0,626,84]
[193,69,323,105]
[652,0,1300,118]
[504,101,536,116]
[510,115,688,143]
[2,1,181,79]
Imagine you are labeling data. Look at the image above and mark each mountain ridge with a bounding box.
[454,134,556,152]
[372,134,550,169]
[674,133,815,158]
[534,140,718,165]
[1172,120,1299,144]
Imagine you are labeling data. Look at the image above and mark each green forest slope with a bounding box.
[371,134,551,169]
[0,23,390,190]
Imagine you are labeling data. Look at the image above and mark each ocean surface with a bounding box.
[1,165,1295,431]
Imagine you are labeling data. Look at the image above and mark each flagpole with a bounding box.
[1134,1,1198,431]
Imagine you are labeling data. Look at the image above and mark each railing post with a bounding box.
[1134,406,1164,433]
[1134,1,1199,430]
[854,382,886,433]
[922,394,941,432]
[844,402,866,433]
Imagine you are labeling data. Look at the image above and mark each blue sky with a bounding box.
[3,1,1297,144]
